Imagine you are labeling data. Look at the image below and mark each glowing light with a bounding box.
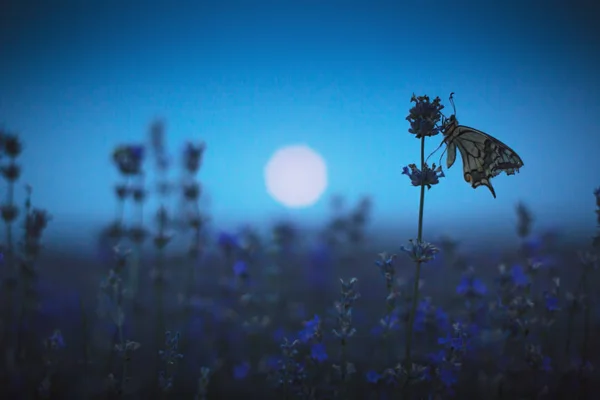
[264,145,328,208]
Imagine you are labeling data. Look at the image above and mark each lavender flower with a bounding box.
[402,163,445,189]
[401,239,440,264]
[375,252,397,288]
[158,331,184,392]
[0,131,23,157]
[406,94,445,138]
[195,367,211,400]
[516,202,533,239]
[112,144,145,175]
[183,141,206,174]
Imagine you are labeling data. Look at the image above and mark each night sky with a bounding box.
[1,0,599,252]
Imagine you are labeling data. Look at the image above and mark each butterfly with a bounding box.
[437,93,524,198]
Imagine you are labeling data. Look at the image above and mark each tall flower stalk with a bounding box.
[0,131,23,374]
[16,185,51,362]
[152,205,173,389]
[179,141,206,355]
[332,278,359,398]
[401,94,445,384]
[105,144,144,372]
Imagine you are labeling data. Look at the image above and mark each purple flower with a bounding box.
[371,313,401,336]
[298,315,320,343]
[183,141,206,174]
[233,260,248,277]
[233,362,250,379]
[435,308,450,331]
[545,295,560,312]
[25,208,51,240]
[511,264,529,286]
[217,232,238,255]
[456,276,487,297]
[310,343,328,362]
[45,329,65,350]
[366,370,381,383]
[406,94,445,138]
[402,163,445,189]
[112,144,145,175]
[401,239,440,264]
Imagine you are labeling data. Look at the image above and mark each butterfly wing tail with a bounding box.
[465,170,498,198]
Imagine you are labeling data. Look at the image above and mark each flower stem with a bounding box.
[404,135,427,379]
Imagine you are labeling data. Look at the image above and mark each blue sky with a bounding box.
[1,1,599,251]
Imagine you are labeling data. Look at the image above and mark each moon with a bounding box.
[264,145,328,208]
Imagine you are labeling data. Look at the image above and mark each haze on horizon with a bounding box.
[1,1,599,254]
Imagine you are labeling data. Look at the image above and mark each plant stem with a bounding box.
[154,213,167,390]
[580,268,592,399]
[565,272,586,357]
[1,160,16,381]
[404,135,427,381]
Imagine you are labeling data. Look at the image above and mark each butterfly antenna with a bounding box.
[449,92,457,115]
[437,145,448,167]
[425,140,445,164]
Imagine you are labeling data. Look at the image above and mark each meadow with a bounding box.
[0,95,598,399]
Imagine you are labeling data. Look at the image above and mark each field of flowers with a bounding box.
[0,95,598,399]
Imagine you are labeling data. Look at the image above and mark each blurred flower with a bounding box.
[375,252,396,287]
[523,235,542,254]
[25,208,51,240]
[45,329,65,350]
[159,372,173,392]
[182,182,201,201]
[544,294,560,312]
[149,119,170,170]
[233,260,248,277]
[406,94,445,138]
[0,131,23,157]
[159,331,183,364]
[524,344,552,371]
[1,163,21,182]
[401,239,440,263]
[516,202,533,239]
[0,204,19,225]
[456,276,487,297]
[217,232,238,256]
[402,163,445,189]
[298,315,321,343]
[233,361,250,379]
[371,313,401,336]
[114,340,141,353]
[333,278,359,341]
[511,264,529,287]
[183,141,206,174]
[365,370,381,383]
[310,343,328,363]
[112,144,145,175]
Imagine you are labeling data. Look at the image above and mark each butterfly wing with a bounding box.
[445,124,524,198]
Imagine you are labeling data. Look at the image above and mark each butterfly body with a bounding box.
[441,114,524,198]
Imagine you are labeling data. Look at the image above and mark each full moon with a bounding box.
[264,145,328,208]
